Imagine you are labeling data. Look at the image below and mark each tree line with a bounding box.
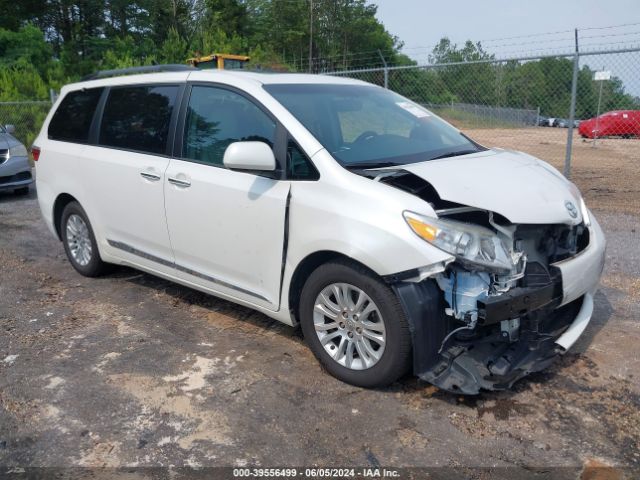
[0,0,638,121]
[0,0,406,101]
[388,39,640,120]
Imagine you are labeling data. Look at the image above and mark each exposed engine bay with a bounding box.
[433,207,588,332]
[359,167,592,394]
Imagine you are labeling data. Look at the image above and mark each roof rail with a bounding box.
[81,64,196,81]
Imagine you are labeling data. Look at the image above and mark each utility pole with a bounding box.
[308,0,313,73]
[564,28,579,179]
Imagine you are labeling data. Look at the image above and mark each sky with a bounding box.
[375,0,640,62]
[374,0,640,95]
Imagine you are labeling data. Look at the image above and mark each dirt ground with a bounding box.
[0,130,639,478]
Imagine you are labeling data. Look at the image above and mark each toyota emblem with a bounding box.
[565,201,578,219]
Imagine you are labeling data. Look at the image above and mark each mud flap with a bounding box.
[391,280,452,381]
[392,279,490,394]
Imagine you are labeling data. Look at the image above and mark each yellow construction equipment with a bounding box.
[187,53,250,70]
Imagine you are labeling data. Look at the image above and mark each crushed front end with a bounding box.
[392,208,606,395]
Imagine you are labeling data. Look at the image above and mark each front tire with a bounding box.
[60,201,108,277]
[14,186,29,195]
[299,260,412,388]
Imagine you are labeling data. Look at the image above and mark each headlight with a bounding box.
[569,182,591,227]
[403,211,515,273]
[9,144,28,158]
[579,197,591,227]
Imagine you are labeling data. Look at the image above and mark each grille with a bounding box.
[516,223,589,266]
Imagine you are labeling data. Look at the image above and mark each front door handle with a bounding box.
[140,171,161,182]
[168,177,191,188]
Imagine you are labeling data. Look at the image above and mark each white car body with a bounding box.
[34,69,606,394]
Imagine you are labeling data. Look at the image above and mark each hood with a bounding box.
[401,149,583,225]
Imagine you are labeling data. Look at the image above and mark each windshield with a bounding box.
[263,83,484,168]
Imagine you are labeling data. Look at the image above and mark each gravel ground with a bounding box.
[0,155,639,478]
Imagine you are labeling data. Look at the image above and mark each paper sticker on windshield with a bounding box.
[396,102,430,118]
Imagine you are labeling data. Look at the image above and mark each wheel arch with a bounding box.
[52,193,79,241]
[287,250,381,324]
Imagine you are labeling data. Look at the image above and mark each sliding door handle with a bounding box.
[140,171,161,181]
[168,177,191,188]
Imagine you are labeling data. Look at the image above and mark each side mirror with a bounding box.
[223,141,276,172]
[5,125,15,134]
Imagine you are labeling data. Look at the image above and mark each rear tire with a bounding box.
[299,260,412,388]
[60,201,108,277]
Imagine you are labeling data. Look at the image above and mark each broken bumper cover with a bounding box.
[420,295,591,394]
[394,216,606,395]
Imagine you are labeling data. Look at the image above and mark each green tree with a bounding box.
[203,0,248,37]
[428,38,497,105]
[0,25,52,74]
[159,27,189,63]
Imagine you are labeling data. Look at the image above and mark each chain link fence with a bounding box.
[327,47,640,187]
[0,101,52,149]
[423,102,539,128]
[1,48,639,211]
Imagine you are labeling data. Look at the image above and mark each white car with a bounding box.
[33,66,606,394]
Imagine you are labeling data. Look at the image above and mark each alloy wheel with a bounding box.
[66,214,93,266]
[313,283,386,370]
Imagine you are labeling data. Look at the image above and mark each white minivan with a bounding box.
[34,65,606,394]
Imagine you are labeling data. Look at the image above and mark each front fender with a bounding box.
[280,165,453,322]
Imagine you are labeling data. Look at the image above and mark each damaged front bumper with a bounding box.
[393,216,606,395]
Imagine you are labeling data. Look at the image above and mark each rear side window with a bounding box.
[48,88,103,143]
[100,85,179,155]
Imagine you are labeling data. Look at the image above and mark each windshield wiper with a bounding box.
[344,161,400,170]
[429,149,480,160]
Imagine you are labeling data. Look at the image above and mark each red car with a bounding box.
[579,110,640,139]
